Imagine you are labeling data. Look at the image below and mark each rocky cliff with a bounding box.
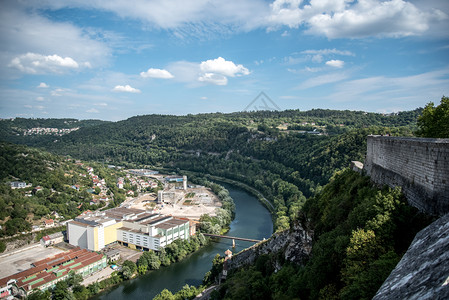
[226,220,313,272]
[374,213,449,299]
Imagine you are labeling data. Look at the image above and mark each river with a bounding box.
[95,183,273,299]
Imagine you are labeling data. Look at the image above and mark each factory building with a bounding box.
[0,247,106,298]
[67,207,190,252]
[117,214,189,251]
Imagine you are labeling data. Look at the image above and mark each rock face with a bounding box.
[226,220,313,272]
[374,213,449,300]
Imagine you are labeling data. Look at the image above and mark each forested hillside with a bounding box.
[0,109,421,232]
[211,169,433,300]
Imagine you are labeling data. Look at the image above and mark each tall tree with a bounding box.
[416,96,449,138]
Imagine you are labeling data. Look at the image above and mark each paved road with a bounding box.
[195,285,218,300]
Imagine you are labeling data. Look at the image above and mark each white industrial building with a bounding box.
[117,214,189,250]
[67,207,190,252]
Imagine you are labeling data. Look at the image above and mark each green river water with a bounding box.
[96,183,273,299]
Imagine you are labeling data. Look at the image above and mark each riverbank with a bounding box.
[155,167,275,213]
[94,182,273,299]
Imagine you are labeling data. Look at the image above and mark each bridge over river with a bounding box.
[202,233,262,243]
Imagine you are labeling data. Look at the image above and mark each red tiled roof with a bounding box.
[0,247,105,292]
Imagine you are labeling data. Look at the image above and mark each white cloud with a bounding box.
[112,85,141,93]
[167,57,250,86]
[29,0,269,32]
[200,57,250,77]
[140,68,174,79]
[268,0,447,38]
[36,96,44,101]
[198,73,228,86]
[37,82,49,88]
[15,0,448,41]
[326,60,345,68]
[0,3,110,76]
[9,53,80,74]
[87,108,100,113]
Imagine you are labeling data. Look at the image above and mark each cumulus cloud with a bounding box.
[200,57,250,77]
[140,68,174,79]
[0,3,110,76]
[269,0,447,38]
[167,57,250,86]
[326,60,345,68]
[37,82,49,88]
[112,85,141,93]
[9,53,80,74]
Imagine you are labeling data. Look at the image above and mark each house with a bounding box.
[32,186,43,194]
[40,232,64,246]
[43,219,54,228]
[104,249,120,262]
[10,181,26,189]
[40,235,51,247]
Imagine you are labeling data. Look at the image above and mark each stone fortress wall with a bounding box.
[364,135,449,216]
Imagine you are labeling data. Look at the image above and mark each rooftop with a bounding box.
[0,248,105,292]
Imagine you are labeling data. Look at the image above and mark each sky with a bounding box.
[1,0,449,121]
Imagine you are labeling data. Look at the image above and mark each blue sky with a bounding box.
[1,0,449,121]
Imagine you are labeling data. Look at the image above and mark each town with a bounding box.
[0,167,221,299]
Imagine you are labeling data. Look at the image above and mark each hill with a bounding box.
[0,109,422,232]
[208,169,433,300]
[0,142,127,239]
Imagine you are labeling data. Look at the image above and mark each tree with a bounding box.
[122,260,137,274]
[153,289,175,300]
[53,281,74,300]
[66,271,83,288]
[416,96,449,138]
[121,265,133,280]
[137,264,147,275]
[94,186,101,195]
[27,289,51,300]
